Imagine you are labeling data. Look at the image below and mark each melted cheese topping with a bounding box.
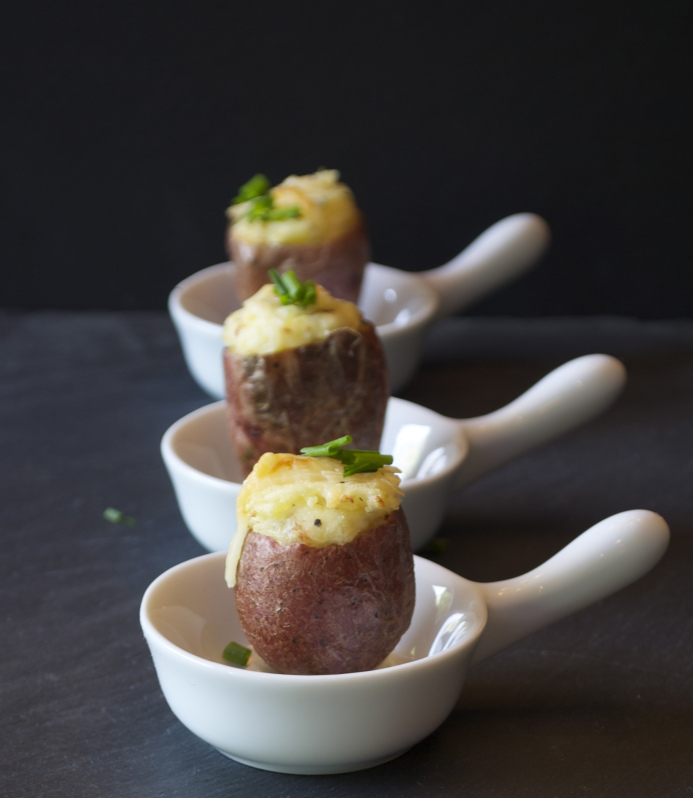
[225,453,402,587]
[228,169,361,246]
[222,283,363,356]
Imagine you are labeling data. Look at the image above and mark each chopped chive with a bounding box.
[231,174,302,222]
[298,284,316,307]
[232,173,270,205]
[243,198,300,222]
[342,457,393,477]
[269,269,317,307]
[222,641,252,667]
[103,507,136,526]
[269,268,288,296]
[281,270,303,295]
[300,437,393,477]
[245,194,274,221]
[300,436,352,458]
[265,204,301,221]
[342,456,392,476]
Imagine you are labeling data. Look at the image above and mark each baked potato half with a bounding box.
[226,170,370,303]
[227,451,415,675]
[222,281,388,477]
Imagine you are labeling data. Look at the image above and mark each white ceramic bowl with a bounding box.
[140,510,669,774]
[169,213,550,395]
[161,354,626,553]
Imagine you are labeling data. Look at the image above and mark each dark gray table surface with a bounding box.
[2,311,691,797]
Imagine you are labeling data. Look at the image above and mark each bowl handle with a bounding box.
[420,213,550,319]
[470,510,670,665]
[454,354,627,489]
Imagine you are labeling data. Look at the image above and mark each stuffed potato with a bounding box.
[226,449,415,675]
[226,170,370,303]
[222,278,388,476]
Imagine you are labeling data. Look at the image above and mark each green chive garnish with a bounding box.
[232,173,270,205]
[264,205,302,221]
[300,436,394,477]
[300,435,353,458]
[222,641,252,667]
[231,174,301,222]
[103,507,136,526]
[244,193,273,219]
[340,449,395,477]
[269,268,317,307]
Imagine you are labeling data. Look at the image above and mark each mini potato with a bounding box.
[226,170,370,303]
[222,282,388,477]
[227,452,415,675]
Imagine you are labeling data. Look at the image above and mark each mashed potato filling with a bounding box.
[222,283,363,356]
[228,169,360,246]
[225,453,403,587]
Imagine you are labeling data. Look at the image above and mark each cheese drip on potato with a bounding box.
[222,283,363,356]
[228,169,360,246]
[225,452,403,587]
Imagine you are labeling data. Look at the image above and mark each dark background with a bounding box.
[2,1,691,317]
[2,4,692,794]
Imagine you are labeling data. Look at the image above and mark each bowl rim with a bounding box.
[168,261,440,338]
[140,550,487,685]
[160,400,241,491]
[160,398,468,494]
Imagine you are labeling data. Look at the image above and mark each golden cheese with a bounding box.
[222,283,363,356]
[225,453,402,587]
[228,169,361,246]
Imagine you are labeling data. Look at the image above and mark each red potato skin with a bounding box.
[227,215,370,304]
[234,508,415,675]
[224,322,388,476]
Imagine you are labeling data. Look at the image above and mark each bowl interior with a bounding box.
[143,553,486,673]
[178,264,238,325]
[174,262,438,332]
[381,397,466,482]
[358,264,439,331]
[166,398,466,487]
[168,401,243,483]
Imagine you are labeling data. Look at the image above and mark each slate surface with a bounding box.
[1,312,691,797]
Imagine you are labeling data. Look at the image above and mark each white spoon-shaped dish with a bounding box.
[140,509,669,775]
[169,213,550,395]
[161,354,626,553]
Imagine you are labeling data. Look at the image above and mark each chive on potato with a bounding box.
[227,443,415,675]
[222,272,388,477]
[225,170,370,303]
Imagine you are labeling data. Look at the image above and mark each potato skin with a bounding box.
[227,215,370,304]
[234,507,415,675]
[224,321,388,476]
